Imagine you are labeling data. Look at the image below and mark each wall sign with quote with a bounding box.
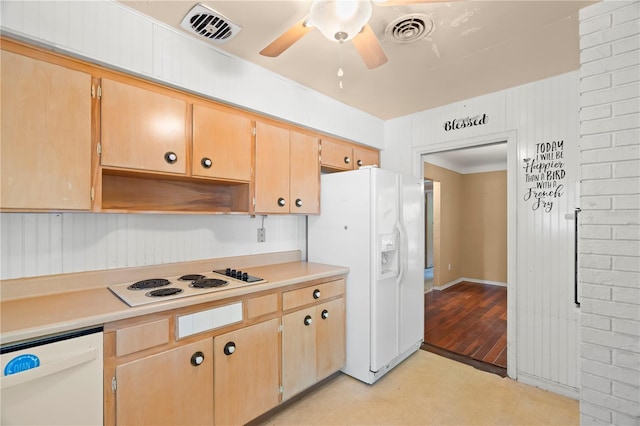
[443,113,488,131]
[523,140,566,213]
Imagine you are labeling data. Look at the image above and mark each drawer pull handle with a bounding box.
[190,351,205,366]
[164,151,178,164]
[295,198,303,208]
[313,289,321,299]
[223,342,236,356]
[357,159,363,167]
[304,315,313,326]
[278,197,286,207]
[321,309,329,320]
[344,156,350,165]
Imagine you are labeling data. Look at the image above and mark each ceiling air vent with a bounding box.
[385,14,434,44]
[180,3,241,45]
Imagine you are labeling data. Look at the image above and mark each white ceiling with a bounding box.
[119,0,594,121]
[117,0,592,172]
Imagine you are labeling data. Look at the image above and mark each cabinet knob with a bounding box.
[344,156,351,165]
[304,315,313,326]
[278,197,286,207]
[295,198,303,208]
[190,351,205,366]
[313,289,321,299]
[223,342,236,356]
[201,157,212,169]
[321,309,329,320]
[357,159,363,167]
[164,151,178,164]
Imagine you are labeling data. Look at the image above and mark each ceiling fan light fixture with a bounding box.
[310,0,372,42]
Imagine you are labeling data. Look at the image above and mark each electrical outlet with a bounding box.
[257,228,266,242]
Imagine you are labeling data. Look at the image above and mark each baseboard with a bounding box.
[435,278,507,291]
[516,371,579,400]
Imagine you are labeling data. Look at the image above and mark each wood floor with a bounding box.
[423,281,507,373]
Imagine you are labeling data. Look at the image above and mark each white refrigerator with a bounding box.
[308,167,424,384]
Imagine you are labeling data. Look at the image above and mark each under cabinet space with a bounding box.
[98,169,251,213]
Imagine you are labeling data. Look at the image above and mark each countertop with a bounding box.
[1,260,348,346]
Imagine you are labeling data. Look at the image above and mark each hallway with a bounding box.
[423,282,507,374]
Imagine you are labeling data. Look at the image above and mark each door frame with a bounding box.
[412,130,518,379]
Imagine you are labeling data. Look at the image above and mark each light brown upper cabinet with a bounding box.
[255,122,320,214]
[353,147,380,168]
[100,78,188,175]
[320,138,379,172]
[192,104,252,182]
[1,49,92,211]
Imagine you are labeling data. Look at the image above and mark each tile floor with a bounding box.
[258,350,578,425]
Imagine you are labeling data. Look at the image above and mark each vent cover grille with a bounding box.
[180,3,241,44]
[385,14,433,44]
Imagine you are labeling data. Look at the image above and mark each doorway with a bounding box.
[424,180,434,293]
[420,141,509,374]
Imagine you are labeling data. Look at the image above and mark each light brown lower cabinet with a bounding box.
[114,339,214,425]
[213,318,280,426]
[282,297,345,400]
[105,278,345,425]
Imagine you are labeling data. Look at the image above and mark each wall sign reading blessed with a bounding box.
[443,114,488,131]
[522,140,566,213]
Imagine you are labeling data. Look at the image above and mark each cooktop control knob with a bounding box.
[235,270,242,278]
[242,272,249,281]
[225,268,231,275]
[230,269,236,277]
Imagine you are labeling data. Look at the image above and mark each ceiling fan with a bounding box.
[259,0,444,70]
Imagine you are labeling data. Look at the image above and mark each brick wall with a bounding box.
[579,1,640,424]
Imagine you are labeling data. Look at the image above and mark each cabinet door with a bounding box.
[289,131,320,214]
[1,50,91,210]
[101,78,187,174]
[353,147,379,168]
[214,318,280,426]
[282,306,317,400]
[255,122,290,213]
[320,139,353,171]
[192,104,252,181]
[115,339,213,425]
[316,297,346,380]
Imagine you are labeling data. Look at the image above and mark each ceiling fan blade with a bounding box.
[352,24,388,69]
[260,17,312,57]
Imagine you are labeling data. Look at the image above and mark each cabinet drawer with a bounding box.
[116,318,170,357]
[283,279,345,311]
[247,293,278,319]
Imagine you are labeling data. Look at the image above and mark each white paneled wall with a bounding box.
[1,213,305,280]
[385,72,582,396]
[578,1,640,424]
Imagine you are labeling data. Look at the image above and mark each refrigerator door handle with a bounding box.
[395,220,408,285]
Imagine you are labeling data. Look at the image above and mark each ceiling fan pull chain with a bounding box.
[337,39,344,90]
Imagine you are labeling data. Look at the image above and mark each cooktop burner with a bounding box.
[179,274,206,281]
[146,287,183,297]
[190,278,228,289]
[128,278,171,290]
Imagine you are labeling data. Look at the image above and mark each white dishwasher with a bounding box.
[1,327,103,425]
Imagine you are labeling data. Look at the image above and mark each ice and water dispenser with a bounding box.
[378,232,399,279]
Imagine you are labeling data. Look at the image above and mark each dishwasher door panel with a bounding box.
[1,329,103,425]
